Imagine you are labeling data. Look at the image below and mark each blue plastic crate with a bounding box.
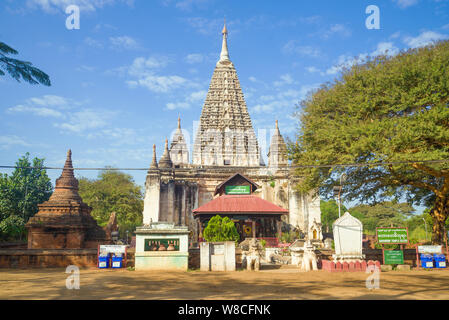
[111,256,123,268]
[98,255,109,268]
[433,254,446,268]
[420,254,434,269]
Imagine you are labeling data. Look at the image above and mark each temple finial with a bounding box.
[275,120,278,130]
[178,116,181,129]
[222,18,227,35]
[219,19,230,62]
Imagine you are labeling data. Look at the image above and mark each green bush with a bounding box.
[0,215,26,241]
[203,215,240,243]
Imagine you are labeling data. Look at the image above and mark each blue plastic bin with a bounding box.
[420,254,434,269]
[98,255,109,268]
[111,255,123,268]
[434,254,446,268]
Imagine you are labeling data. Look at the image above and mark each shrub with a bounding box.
[203,215,240,243]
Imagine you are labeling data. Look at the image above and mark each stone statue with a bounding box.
[300,240,318,272]
[241,238,262,271]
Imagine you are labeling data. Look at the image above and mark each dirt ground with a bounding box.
[1,266,449,300]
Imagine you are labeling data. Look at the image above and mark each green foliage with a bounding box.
[0,215,26,241]
[203,215,240,243]
[291,40,449,243]
[280,230,299,243]
[350,201,415,232]
[78,170,143,238]
[320,200,347,232]
[260,239,267,248]
[0,42,51,86]
[0,153,52,241]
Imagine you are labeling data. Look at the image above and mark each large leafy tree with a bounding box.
[291,40,449,244]
[78,170,143,238]
[349,201,415,233]
[0,153,53,241]
[0,42,50,86]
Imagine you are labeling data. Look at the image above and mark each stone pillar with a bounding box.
[277,220,282,242]
[143,172,161,224]
[252,220,256,238]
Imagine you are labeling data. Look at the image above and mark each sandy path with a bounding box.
[1,267,448,300]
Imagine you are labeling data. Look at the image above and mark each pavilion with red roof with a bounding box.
[193,173,288,244]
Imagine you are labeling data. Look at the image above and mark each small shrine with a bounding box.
[332,211,365,262]
[134,222,190,271]
[193,173,288,244]
[26,150,109,249]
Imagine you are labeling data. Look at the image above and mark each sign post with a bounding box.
[376,227,409,265]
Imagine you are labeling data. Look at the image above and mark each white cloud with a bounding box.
[166,102,191,110]
[7,104,64,118]
[306,66,320,73]
[55,109,116,133]
[0,135,31,150]
[282,41,322,58]
[127,74,189,93]
[371,42,400,56]
[322,24,352,39]
[7,95,73,117]
[273,74,295,87]
[185,53,204,64]
[109,36,140,50]
[165,90,207,111]
[84,37,103,48]
[393,0,419,9]
[119,56,200,93]
[186,90,207,103]
[324,53,368,76]
[404,31,449,48]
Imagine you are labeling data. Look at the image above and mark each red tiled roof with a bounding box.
[193,195,288,215]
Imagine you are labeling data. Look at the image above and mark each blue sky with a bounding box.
[1,0,448,211]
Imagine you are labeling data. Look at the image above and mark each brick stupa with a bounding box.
[26,150,109,249]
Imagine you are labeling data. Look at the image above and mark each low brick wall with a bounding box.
[0,248,135,268]
[0,249,98,268]
[364,249,420,266]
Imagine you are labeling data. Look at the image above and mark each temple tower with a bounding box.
[192,22,261,167]
[170,117,189,166]
[26,150,108,249]
[268,120,288,167]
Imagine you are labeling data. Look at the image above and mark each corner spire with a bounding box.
[159,138,173,168]
[219,19,230,62]
[150,144,158,169]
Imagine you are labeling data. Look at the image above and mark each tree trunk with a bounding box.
[430,196,449,245]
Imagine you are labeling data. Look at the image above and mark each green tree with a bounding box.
[0,42,50,86]
[320,200,347,233]
[349,201,415,233]
[203,215,240,243]
[78,170,143,238]
[290,40,449,244]
[0,153,53,241]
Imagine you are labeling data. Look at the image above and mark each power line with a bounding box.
[0,159,448,171]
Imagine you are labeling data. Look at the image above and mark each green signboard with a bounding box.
[144,238,179,251]
[376,228,408,244]
[384,250,404,265]
[225,185,250,195]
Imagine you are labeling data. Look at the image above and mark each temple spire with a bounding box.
[177,116,181,130]
[159,138,173,168]
[219,19,230,62]
[150,144,158,169]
